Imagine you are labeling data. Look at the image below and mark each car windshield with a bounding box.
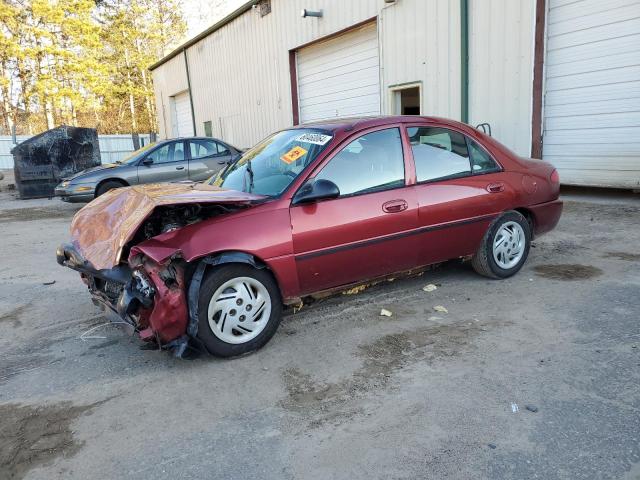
[116,142,157,165]
[207,129,333,196]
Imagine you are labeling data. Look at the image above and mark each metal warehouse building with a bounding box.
[150,0,640,189]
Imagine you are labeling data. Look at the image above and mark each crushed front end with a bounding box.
[56,182,266,356]
[56,243,192,355]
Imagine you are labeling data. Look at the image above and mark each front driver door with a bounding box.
[188,139,232,181]
[290,127,419,295]
[137,141,189,184]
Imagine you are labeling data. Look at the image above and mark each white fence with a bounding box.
[0,134,154,169]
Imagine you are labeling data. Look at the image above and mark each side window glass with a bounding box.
[216,142,230,156]
[190,140,216,159]
[150,144,173,164]
[407,127,471,182]
[173,141,185,162]
[468,139,500,174]
[315,128,405,197]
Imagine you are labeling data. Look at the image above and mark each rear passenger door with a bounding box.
[188,139,232,181]
[136,141,189,184]
[406,125,509,266]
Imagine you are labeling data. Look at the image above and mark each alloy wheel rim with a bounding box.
[207,276,271,344]
[492,221,525,269]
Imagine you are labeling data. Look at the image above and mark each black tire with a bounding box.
[96,180,124,197]
[471,210,531,279]
[196,264,282,357]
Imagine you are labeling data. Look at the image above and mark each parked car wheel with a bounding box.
[196,264,282,357]
[471,211,531,279]
[96,180,124,197]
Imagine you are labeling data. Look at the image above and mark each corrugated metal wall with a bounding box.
[468,0,536,156]
[152,0,468,149]
[171,0,385,148]
[379,0,461,119]
[152,53,189,140]
[152,0,534,156]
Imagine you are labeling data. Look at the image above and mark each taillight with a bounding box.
[550,169,559,184]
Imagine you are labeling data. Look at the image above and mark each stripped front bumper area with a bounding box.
[57,243,191,355]
[54,185,95,203]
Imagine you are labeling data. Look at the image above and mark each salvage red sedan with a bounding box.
[57,116,562,357]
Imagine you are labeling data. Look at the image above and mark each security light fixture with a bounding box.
[301,9,323,18]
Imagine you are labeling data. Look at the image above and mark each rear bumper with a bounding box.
[529,199,563,237]
[56,244,188,348]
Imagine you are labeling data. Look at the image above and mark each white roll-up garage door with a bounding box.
[172,91,194,137]
[543,0,640,188]
[297,22,381,124]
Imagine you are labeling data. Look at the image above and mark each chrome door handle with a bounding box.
[382,199,408,213]
[175,166,185,170]
[486,182,504,193]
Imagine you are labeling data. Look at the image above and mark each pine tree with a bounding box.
[0,0,187,135]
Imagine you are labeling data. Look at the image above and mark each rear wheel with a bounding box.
[472,211,531,279]
[96,180,124,197]
[196,264,282,357]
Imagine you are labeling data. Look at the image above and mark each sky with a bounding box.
[179,0,248,39]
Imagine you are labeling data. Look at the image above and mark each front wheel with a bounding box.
[96,180,124,197]
[471,211,531,279]
[196,264,282,357]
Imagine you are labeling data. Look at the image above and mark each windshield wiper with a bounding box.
[245,159,254,193]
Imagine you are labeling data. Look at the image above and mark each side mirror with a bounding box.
[142,157,154,166]
[292,179,340,205]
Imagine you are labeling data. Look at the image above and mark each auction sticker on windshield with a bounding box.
[281,146,308,164]
[295,133,332,145]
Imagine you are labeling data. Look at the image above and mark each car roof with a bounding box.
[158,136,240,151]
[294,115,466,133]
[291,115,519,166]
[164,136,227,142]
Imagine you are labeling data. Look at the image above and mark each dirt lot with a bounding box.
[1,169,639,479]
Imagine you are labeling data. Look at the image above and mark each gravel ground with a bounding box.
[1,169,639,480]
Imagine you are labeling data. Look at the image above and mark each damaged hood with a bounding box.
[70,182,266,270]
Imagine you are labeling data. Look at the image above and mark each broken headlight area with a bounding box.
[129,203,239,244]
[115,268,155,318]
[57,243,192,356]
[127,255,190,351]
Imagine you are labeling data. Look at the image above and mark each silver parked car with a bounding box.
[54,137,242,202]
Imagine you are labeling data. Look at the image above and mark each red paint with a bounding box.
[129,116,562,343]
[528,199,563,236]
[291,186,419,294]
[140,260,188,343]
